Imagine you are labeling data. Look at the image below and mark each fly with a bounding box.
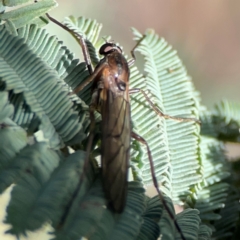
[46,13,200,240]
[74,42,132,212]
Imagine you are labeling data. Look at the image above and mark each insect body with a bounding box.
[88,43,131,213]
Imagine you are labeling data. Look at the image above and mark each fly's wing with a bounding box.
[100,71,131,213]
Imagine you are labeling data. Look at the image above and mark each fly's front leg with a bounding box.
[46,13,103,96]
[131,132,186,240]
[128,35,147,67]
[46,12,97,150]
[46,13,93,75]
[72,63,107,94]
[129,88,201,124]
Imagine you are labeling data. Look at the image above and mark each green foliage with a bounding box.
[129,28,201,204]
[0,1,239,240]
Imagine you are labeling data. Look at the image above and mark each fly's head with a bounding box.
[99,43,122,56]
[97,41,130,95]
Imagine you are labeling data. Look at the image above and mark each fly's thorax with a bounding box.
[107,52,130,76]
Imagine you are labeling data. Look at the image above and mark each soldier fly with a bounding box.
[46,13,200,240]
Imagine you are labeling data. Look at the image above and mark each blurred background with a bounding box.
[48,0,240,109]
[47,0,240,157]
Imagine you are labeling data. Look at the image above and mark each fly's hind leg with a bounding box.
[131,131,186,240]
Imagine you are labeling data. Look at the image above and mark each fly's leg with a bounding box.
[131,132,186,240]
[128,35,201,124]
[46,14,104,96]
[50,92,97,228]
[129,88,201,124]
[128,36,200,124]
[46,13,100,170]
[129,36,196,238]
[56,105,96,228]
[35,1,93,73]
[45,13,101,224]
[72,63,107,94]
[128,35,147,67]
[46,13,93,74]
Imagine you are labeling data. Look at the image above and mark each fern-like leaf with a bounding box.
[130,28,201,204]
[0,25,86,148]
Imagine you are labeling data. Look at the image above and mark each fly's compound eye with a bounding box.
[99,43,122,55]
[116,79,126,91]
[115,46,122,54]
